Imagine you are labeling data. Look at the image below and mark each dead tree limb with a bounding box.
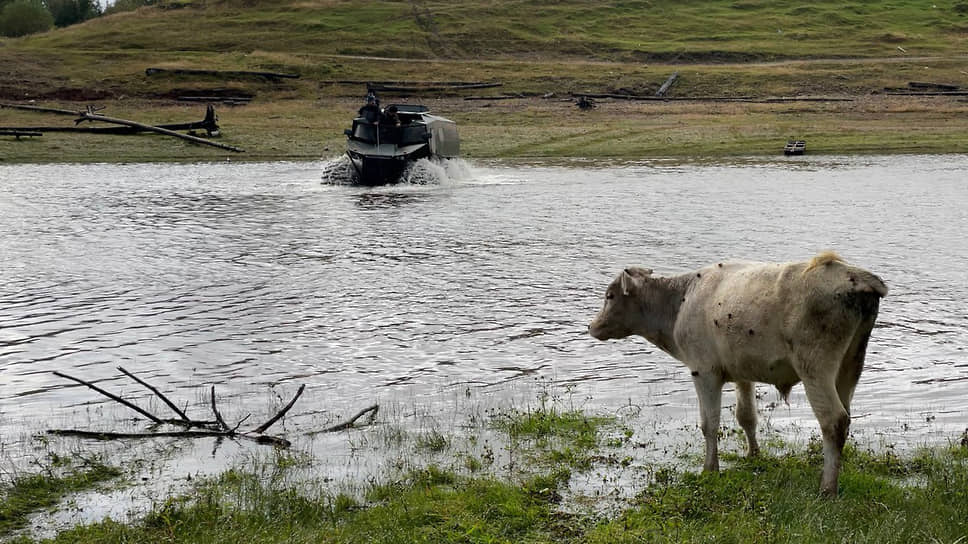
[47,429,291,448]
[118,366,190,423]
[53,371,163,424]
[210,386,230,431]
[48,370,303,448]
[321,404,379,432]
[75,109,243,153]
[253,384,306,434]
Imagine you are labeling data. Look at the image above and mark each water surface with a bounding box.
[1,155,965,475]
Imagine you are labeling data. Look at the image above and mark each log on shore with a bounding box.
[0,130,42,138]
[463,94,526,101]
[0,103,80,116]
[1,104,220,136]
[332,80,500,87]
[655,71,679,97]
[145,68,299,80]
[367,82,503,93]
[75,110,242,152]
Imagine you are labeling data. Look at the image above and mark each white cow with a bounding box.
[589,251,887,496]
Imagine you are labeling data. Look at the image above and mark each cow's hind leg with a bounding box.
[837,324,874,415]
[802,377,850,497]
[735,381,759,457]
[692,372,725,472]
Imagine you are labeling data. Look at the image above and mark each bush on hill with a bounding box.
[0,0,54,37]
[46,0,101,27]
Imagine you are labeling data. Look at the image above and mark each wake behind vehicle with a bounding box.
[344,102,460,186]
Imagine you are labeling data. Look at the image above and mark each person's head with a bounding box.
[387,106,398,114]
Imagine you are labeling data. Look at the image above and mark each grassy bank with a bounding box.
[1,0,967,162]
[2,93,967,163]
[5,398,967,544]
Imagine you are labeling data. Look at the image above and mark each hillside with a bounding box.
[1,0,967,161]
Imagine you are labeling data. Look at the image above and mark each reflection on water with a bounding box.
[1,156,966,472]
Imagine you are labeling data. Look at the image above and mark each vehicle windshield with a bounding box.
[351,121,426,145]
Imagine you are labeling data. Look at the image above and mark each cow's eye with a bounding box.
[606,292,614,300]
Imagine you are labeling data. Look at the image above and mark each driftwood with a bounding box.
[74,106,243,152]
[0,130,42,139]
[907,81,960,91]
[571,93,853,103]
[0,103,79,116]
[146,68,299,80]
[463,94,526,101]
[367,82,502,93]
[333,80,500,87]
[47,368,307,448]
[655,71,679,97]
[176,96,252,105]
[320,404,379,433]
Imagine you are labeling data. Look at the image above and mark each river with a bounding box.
[0,155,966,520]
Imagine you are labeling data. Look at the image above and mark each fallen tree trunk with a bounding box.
[367,82,502,93]
[655,71,679,97]
[75,109,243,152]
[146,68,299,80]
[0,130,42,138]
[1,108,220,136]
[0,103,79,116]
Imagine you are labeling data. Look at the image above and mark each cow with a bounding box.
[588,251,887,496]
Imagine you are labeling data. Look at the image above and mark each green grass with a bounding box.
[14,440,968,543]
[586,445,968,543]
[0,457,121,537]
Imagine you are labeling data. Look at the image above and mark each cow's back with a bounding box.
[671,255,885,385]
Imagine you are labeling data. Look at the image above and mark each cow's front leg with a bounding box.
[735,381,760,457]
[692,371,724,472]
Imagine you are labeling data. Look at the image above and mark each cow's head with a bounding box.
[588,267,653,340]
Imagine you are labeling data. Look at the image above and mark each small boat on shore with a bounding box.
[344,101,460,185]
[784,140,806,156]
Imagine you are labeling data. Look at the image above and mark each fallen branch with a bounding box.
[321,404,379,432]
[48,369,303,448]
[253,384,306,434]
[46,429,291,448]
[53,371,163,424]
[118,366,190,423]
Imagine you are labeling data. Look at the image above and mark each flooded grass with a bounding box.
[5,388,968,543]
[0,453,121,537]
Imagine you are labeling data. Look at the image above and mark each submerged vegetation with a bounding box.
[0,453,121,536]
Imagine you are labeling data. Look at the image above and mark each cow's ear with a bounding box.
[621,268,645,295]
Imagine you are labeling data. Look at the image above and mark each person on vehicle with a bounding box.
[382,105,401,126]
[358,93,381,122]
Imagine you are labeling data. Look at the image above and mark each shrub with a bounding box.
[46,0,101,27]
[0,0,54,37]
